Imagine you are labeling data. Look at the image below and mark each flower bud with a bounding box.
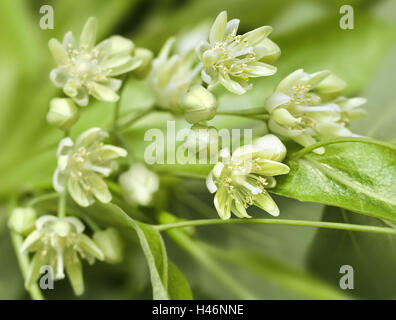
[93,228,124,264]
[8,207,37,235]
[47,98,79,130]
[179,85,217,124]
[185,124,219,155]
[119,163,160,207]
[132,47,153,79]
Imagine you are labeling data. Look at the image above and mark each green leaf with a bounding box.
[272,139,396,222]
[80,202,193,300]
[307,206,396,299]
[168,261,193,300]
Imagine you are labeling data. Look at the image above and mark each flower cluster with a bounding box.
[12,12,370,298]
[197,11,280,95]
[21,215,103,296]
[148,38,201,110]
[265,69,367,153]
[54,128,127,207]
[206,135,289,219]
[49,17,142,107]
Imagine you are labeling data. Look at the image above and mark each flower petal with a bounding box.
[253,191,279,216]
[244,62,277,77]
[49,68,68,88]
[209,11,227,44]
[65,255,84,296]
[79,17,97,49]
[89,82,119,102]
[214,187,232,220]
[68,177,93,207]
[49,39,69,65]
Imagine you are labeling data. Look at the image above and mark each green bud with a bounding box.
[132,47,153,79]
[47,98,79,130]
[185,124,219,155]
[179,85,217,124]
[315,73,347,100]
[8,207,37,235]
[93,228,124,264]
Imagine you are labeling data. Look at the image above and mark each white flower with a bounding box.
[206,135,289,219]
[119,163,160,206]
[49,17,142,106]
[21,215,104,295]
[197,11,280,95]
[53,128,127,207]
[148,37,201,110]
[265,69,367,153]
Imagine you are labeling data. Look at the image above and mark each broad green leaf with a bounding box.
[272,140,396,223]
[307,206,396,299]
[168,261,193,300]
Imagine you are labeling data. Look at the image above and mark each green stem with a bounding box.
[118,108,155,133]
[83,216,101,232]
[26,192,59,207]
[292,137,396,158]
[217,107,268,116]
[10,231,44,300]
[58,191,67,218]
[154,218,396,236]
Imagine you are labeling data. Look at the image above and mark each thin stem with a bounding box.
[26,192,59,207]
[83,216,101,232]
[154,218,396,236]
[10,231,44,300]
[118,108,155,133]
[58,191,67,218]
[292,137,396,158]
[217,107,268,116]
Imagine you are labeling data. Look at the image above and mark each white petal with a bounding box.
[49,39,69,65]
[89,82,119,102]
[49,68,68,88]
[206,171,217,193]
[79,17,97,49]
[209,11,227,44]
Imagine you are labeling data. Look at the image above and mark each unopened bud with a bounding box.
[8,207,37,235]
[132,48,153,78]
[47,98,79,130]
[185,124,219,155]
[179,85,217,124]
[93,228,124,264]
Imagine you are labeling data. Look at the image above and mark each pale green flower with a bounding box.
[93,228,124,264]
[119,163,160,206]
[8,207,37,236]
[265,69,367,153]
[179,85,217,124]
[206,135,289,219]
[49,17,142,106]
[47,98,79,130]
[53,128,127,207]
[21,215,104,295]
[148,37,201,110]
[197,11,280,95]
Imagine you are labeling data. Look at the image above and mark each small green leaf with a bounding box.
[273,139,396,222]
[168,261,193,300]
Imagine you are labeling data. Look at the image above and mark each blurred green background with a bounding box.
[0,0,396,299]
